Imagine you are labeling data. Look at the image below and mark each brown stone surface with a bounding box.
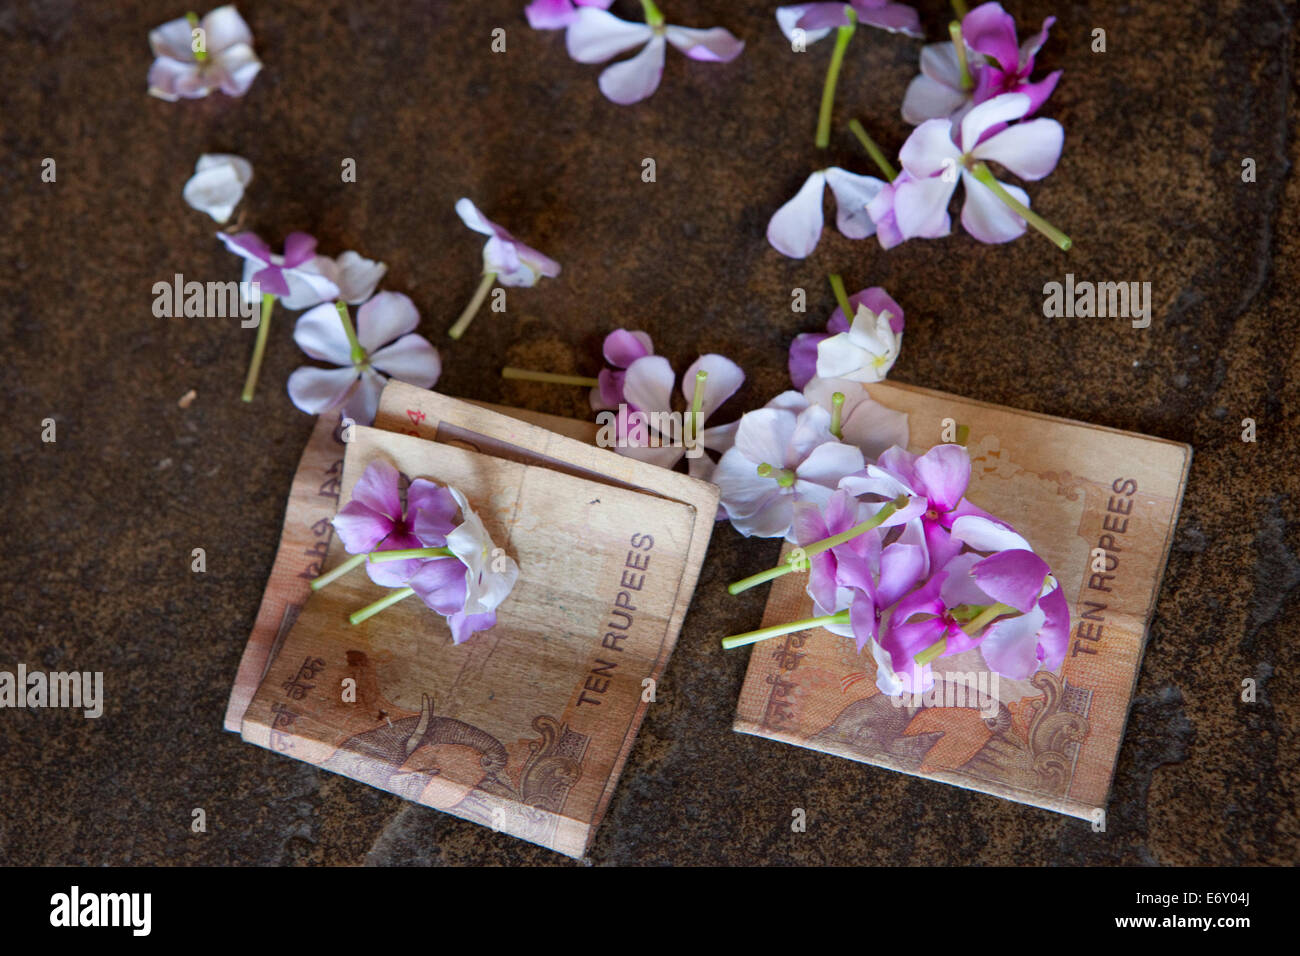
[1,0,1296,865]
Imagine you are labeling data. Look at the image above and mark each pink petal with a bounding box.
[1016,69,1063,116]
[349,459,403,523]
[287,364,358,415]
[525,0,578,30]
[369,334,442,388]
[281,232,317,269]
[566,8,654,63]
[622,355,675,414]
[972,549,1050,613]
[961,1,1020,73]
[971,118,1063,180]
[664,25,745,62]
[795,4,855,30]
[408,557,470,616]
[825,167,884,240]
[858,287,905,331]
[408,480,460,544]
[597,34,665,105]
[852,1,922,38]
[448,611,497,644]
[683,353,745,420]
[331,501,393,555]
[365,529,426,588]
[1019,15,1057,71]
[767,170,827,259]
[979,603,1048,680]
[1037,585,1070,672]
[788,332,826,389]
[878,542,926,607]
[356,291,420,352]
[959,91,1031,152]
[912,443,970,511]
[218,231,272,264]
[603,329,654,367]
[293,303,354,365]
[959,170,1029,244]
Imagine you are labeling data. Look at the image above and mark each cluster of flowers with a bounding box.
[767,0,1070,256]
[312,460,520,642]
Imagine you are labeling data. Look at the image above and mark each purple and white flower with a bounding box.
[147,5,262,101]
[775,0,922,44]
[455,198,560,288]
[218,231,340,309]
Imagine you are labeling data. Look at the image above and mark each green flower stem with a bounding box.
[848,119,898,182]
[501,368,600,387]
[951,0,969,19]
[368,546,454,564]
[961,601,1017,635]
[186,12,208,63]
[685,368,708,450]
[722,610,850,650]
[815,11,857,148]
[349,587,415,625]
[640,0,665,28]
[727,494,910,595]
[830,392,845,440]
[950,21,974,92]
[310,552,366,591]
[914,637,947,667]
[449,271,496,340]
[335,301,366,366]
[970,162,1073,251]
[240,293,276,403]
[828,273,855,319]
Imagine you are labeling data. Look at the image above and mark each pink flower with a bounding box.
[788,287,906,390]
[331,461,460,588]
[775,1,922,43]
[963,2,1062,115]
[217,231,340,309]
[901,42,978,126]
[525,0,612,30]
[893,92,1063,244]
[455,199,560,288]
[288,292,441,425]
[767,168,885,258]
[147,5,262,101]
[591,329,654,411]
[565,6,744,106]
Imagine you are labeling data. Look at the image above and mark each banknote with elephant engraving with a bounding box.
[734,381,1192,823]
[232,387,718,858]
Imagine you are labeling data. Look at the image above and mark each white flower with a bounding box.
[455,198,560,288]
[713,392,865,541]
[288,292,441,425]
[147,5,262,101]
[815,302,903,383]
[182,154,251,223]
[323,251,387,304]
[445,487,520,618]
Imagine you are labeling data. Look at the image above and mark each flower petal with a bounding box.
[972,549,1050,613]
[293,302,354,365]
[348,459,403,523]
[455,197,496,237]
[734,407,798,469]
[212,42,262,97]
[893,172,958,239]
[853,0,923,38]
[369,333,442,389]
[961,1,1020,73]
[566,8,654,63]
[950,514,1033,553]
[912,443,970,512]
[902,72,969,125]
[279,260,340,309]
[788,332,826,390]
[342,368,387,426]
[287,364,358,415]
[356,291,420,352]
[960,169,1030,244]
[603,329,654,367]
[959,91,1031,151]
[525,0,580,30]
[331,251,387,304]
[825,167,884,240]
[664,25,745,62]
[683,353,745,420]
[899,118,962,178]
[775,5,834,45]
[281,232,317,269]
[970,117,1063,181]
[597,33,665,105]
[622,355,675,414]
[202,5,254,51]
[979,603,1048,680]
[767,170,827,258]
[798,441,865,488]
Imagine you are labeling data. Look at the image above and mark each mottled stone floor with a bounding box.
[1,0,1295,864]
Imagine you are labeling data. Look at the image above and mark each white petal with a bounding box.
[734,407,797,469]
[843,397,909,461]
[893,173,958,239]
[959,92,1031,152]
[714,447,780,519]
[293,303,354,365]
[182,160,248,223]
[682,353,744,420]
[775,5,834,45]
[455,197,496,237]
[622,355,675,414]
[950,514,1033,553]
[597,34,665,105]
[279,260,340,310]
[960,170,1029,244]
[331,251,387,304]
[899,119,962,178]
[766,170,827,258]
[797,441,865,488]
[901,73,968,125]
[287,364,358,415]
[356,291,420,352]
[663,25,745,62]
[825,167,884,239]
[340,368,387,426]
[369,334,442,388]
[566,8,654,63]
[202,4,254,52]
[919,42,963,87]
[970,118,1064,181]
